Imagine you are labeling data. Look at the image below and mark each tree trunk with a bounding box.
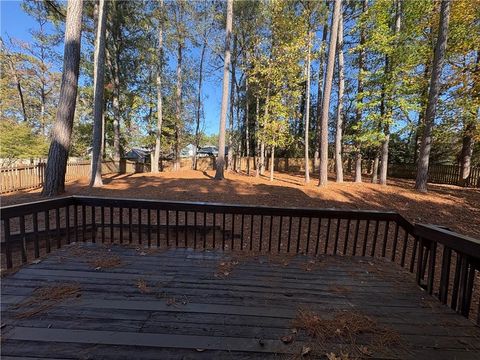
[334,12,344,183]
[42,0,83,196]
[6,57,28,122]
[215,0,233,180]
[255,96,260,178]
[193,29,206,171]
[259,142,265,176]
[90,0,107,188]
[227,35,236,172]
[314,18,329,173]
[112,47,121,162]
[245,75,250,175]
[304,31,312,184]
[354,0,368,183]
[152,0,164,173]
[459,124,475,186]
[318,0,341,186]
[269,146,275,181]
[415,0,451,192]
[379,0,401,186]
[174,41,183,171]
[372,155,379,184]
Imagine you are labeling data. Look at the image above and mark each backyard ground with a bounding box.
[2,170,479,238]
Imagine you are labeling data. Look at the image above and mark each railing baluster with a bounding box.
[391,222,399,261]
[259,215,264,252]
[91,206,96,243]
[324,218,331,254]
[222,213,226,250]
[138,208,142,245]
[333,219,341,255]
[462,264,475,317]
[278,216,283,253]
[249,214,254,251]
[45,210,51,252]
[287,216,292,253]
[120,207,124,244]
[439,247,452,304]
[82,205,86,242]
[20,215,27,263]
[129,208,133,244]
[362,220,370,257]
[4,218,12,268]
[33,212,39,258]
[194,211,197,249]
[296,217,302,254]
[74,205,78,243]
[66,205,70,244]
[185,211,188,248]
[451,252,462,311]
[416,238,425,285]
[213,212,216,249]
[410,236,418,273]
[203,212,207,249]
[268,215,273,253]
[427,241,437,294]
[352,219,360,256]
[315,218,322,255]
[240,214,245,251]
[157,209,161,247]
[110,207,114,243]
[231,213,236,251]
[343,219,351,255]
[166,210,170,247]
[371,220,379,257]
[400,230,408,267]
[175,210,179,247]
[147,209,152,247]
[381,221,390,257]
[101,207,105,243]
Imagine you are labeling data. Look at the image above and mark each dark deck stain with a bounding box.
[1,244,480,359]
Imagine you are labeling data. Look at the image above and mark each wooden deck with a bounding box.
[1,244,480,359]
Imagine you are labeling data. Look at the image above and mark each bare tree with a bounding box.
[354,0,368,183]
[215,0,233,180]
[42,0,83,196]
[379,0,401,185]
[304,30,312,184]
[318,0,341,186]
[314,19,328,173]
[334,10,344,183]
[415,0,451,192]
[89,0,107,188]
[152,0,164,173]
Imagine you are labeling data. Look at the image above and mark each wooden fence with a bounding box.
[1,195,479,324]
[236,157,480,188]
[0,160,136,194]
[388,163,480,188]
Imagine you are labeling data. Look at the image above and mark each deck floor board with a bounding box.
[2,244,480,359]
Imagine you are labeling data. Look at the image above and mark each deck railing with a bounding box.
[1,196,479,325]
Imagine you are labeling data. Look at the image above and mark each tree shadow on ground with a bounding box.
[2,170,478,237]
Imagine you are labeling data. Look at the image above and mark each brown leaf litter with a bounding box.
[13,283,81,319]
[288,307,402,359]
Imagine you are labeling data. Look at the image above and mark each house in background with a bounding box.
[180,144,196,158]
[124,147,151,163]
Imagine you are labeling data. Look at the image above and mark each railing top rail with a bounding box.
[0,196,73,219]
[1,194,403,221]
[71,195,403,219]
[415,223,480,259]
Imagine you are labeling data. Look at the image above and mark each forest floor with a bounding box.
[2,169,479,238]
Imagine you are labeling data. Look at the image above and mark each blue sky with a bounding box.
[1,0,222,135]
